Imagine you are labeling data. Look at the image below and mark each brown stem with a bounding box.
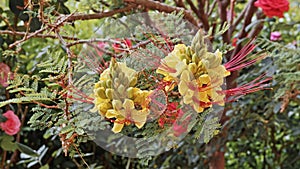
[124,0,199,27]
[230,0,257,60]
[207,0,217,17]
[174,0,185,8]
[249,11,266,39]
[229,0,236,26]
[229,1,248,35]
[0,30,78,40]
[0,15,15,31]
[186,0,210,31]
[237,0,257,40]
[65,4,137,22]
[217,0,230,43]
[1,151,7,169]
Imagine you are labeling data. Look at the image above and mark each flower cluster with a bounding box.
[91,30,271,135]
[93,59,152,133]
[156,32,230,113]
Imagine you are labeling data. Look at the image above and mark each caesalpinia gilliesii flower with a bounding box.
[157,31,230,113]
[93,58,152,133]
[157,30,270,113]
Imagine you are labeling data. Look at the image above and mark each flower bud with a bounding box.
[96,87,107,99]
[105,89,113,99]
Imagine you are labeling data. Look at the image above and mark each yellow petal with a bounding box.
[132,109,148,123]
[193,103,204,113]
[180,70,191,82]
[112,100,122,111]
[178,81,187,95]
[133,111,148,129]
[119,62,137,78]
[112,122,124,133]
[198,74,210,85]
[106,109,118,118]
[100,69,110,81]
[183,90,194,104]
[198,91,210,102]
[123,99,135,110]
[188,63,197,74]
[135,121,146,129]
[171,60,187,77]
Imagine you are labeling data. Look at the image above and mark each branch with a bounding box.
[186,0,210,31]
[249,10,266,39]
[66,38,121,47]
[207,0,217,17]
[124,0,199,27]
[0,30,78,40]
[229,0,236,26]
[8,13,76,49]
[237,0,257,40]
[217,0,230,43]
[195,0,210,31]
[8,27,48,49]
[229,2,248,35]
[174,0,186,8]
[65,4,137,22]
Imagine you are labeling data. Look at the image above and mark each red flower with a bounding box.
[254,0,289,18]
[0,110,21,135]
[0,62,13,87]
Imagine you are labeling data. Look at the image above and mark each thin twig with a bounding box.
[207,0,217,16]
[196,0,210,31]
[187,0,210,31]
[0,15,15,31]
[66,38,121,47]
[217,0,230,43]
[229,0,236,26]
[124,0,199,27]
[65,4,137,22]
[0,30,78,40]
[229,1,248,35]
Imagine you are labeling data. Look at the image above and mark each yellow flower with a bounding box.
[156,37,230,113]
[156,44,188,78]
[162,76,177,91]
[178,70,212,113]
[93,58,152,133]
[107,99,149,133]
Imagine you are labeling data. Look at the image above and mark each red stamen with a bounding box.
[219,74,272,100]
[225,40,266,72]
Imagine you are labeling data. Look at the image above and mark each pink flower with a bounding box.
[270,31,281,41]
[254,0,289,18]
[0,110,21,135]
[0,62,13,87]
